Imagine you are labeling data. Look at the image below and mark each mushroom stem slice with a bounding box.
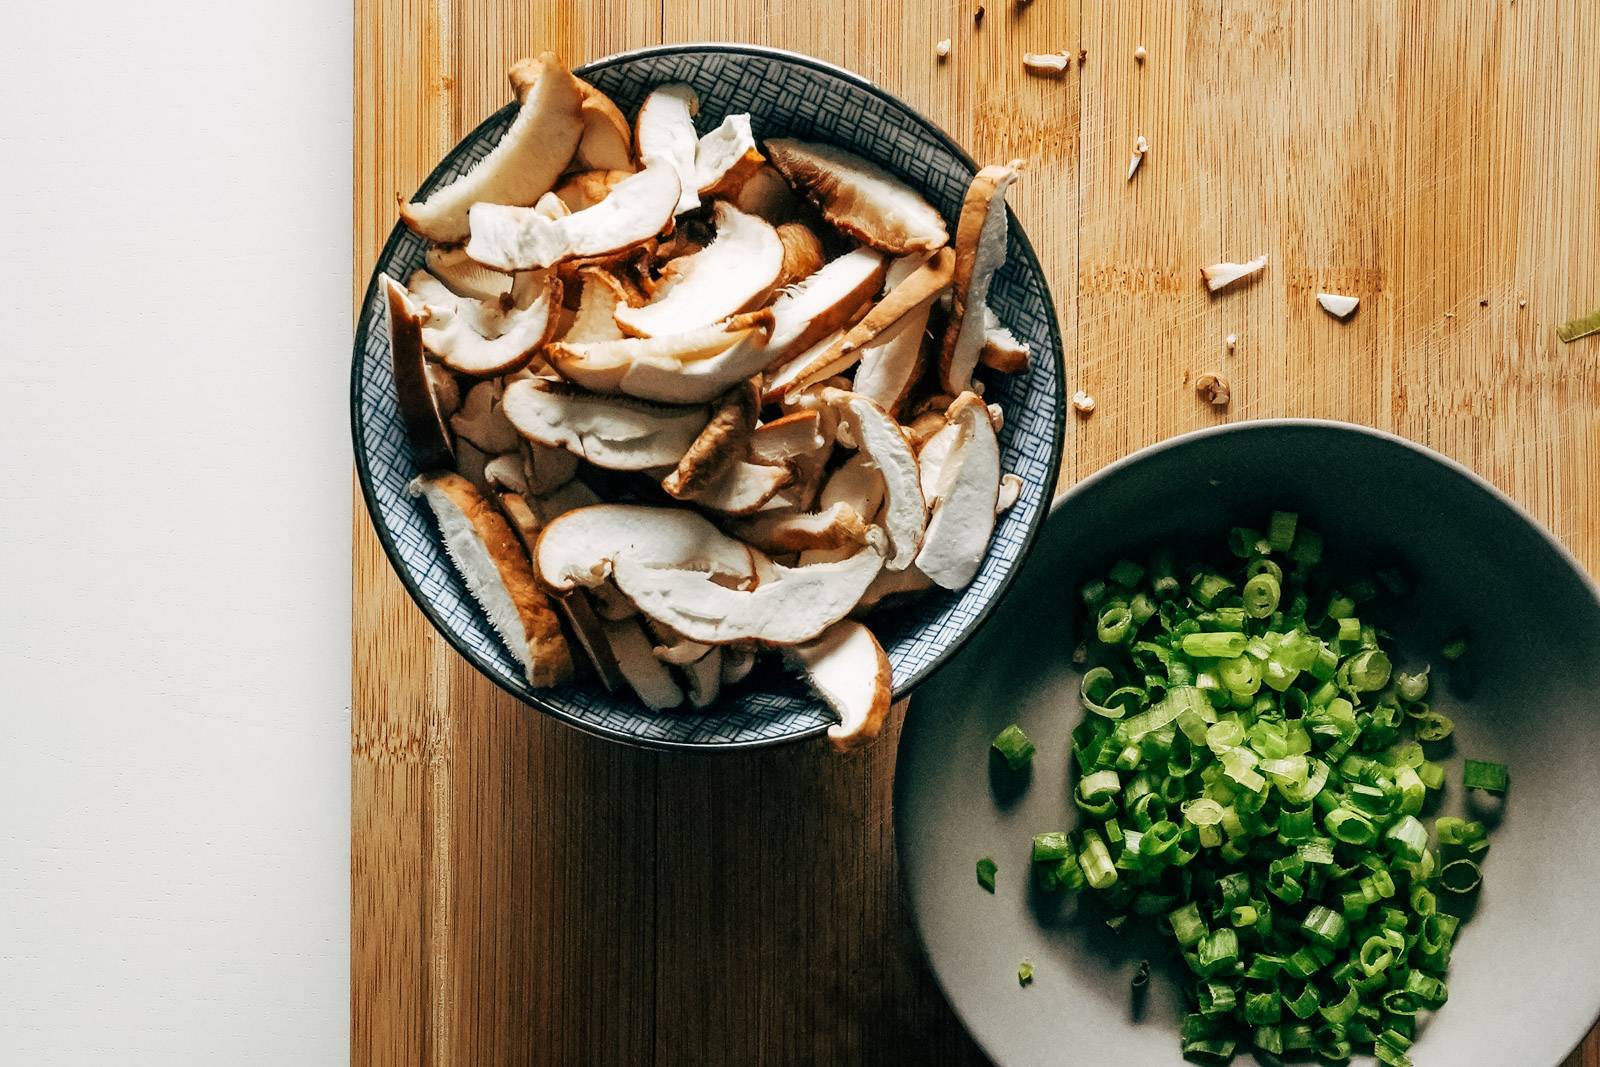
[662,379,759,499]
[783,247,956,395]
[613,202,784,337]
[978,307,1030,373]
[765,138,949,254]
[405,268,562,378]
[733,164,802,224]
[1201,254,1269,292]
[467,164,681,271]
[853,563,935,614]
[408,473,574,687]
[914,392,1001,589]
[675,460,794,515]
[451,379,523,454]
[425,245,517,303]
[554,168,633,212]
[786,620,893,752]
[749,410,827,464]
[826,389,927,571]
[940,160,1024,394]
[694,113,765,197]
[774,223,826,289]
[382,275,456,469]
[611,538,886,646]
[635,83,702,215]
[400,53,585,242]
[501,379,709,471]
[996,472,1024,514]
[532,503,760,593]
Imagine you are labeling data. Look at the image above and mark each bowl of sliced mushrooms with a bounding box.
[352,43,1064,750]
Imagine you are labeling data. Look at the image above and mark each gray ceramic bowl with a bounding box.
[351,44,1064,750]
[896,419,1600,1066]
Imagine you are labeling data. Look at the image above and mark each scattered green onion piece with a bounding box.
[1080,578,1108,608]
[1441,629,1469,661]
[1556,305,1600,343]
[1017,959,1034,986]
[1097,603,1135,644]
[991,724,1035,770]
[1384,815,1429,863]
[1320,984,1361,1025]
[1415,711,1454,741]
[1395,668,1430,702]
[1078,829,1117,890]
[976,857,997,892]
[1440,858,1483,894]
[1344,649,1393,692]
[1242,573,1282,619]
[1191,572,1236,608]
[1301,905,1348,949]
[1182,631,1250,659]
[1227,527,1270,559]
[1108,558,1146,588]
[1463,758,1509,794]
[1268,510,1298,551]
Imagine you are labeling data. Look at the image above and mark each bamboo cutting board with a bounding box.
[353,2,1600,1063]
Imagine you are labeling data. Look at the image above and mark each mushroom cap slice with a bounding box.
[544,310,775,405]
[450,379,522,455]
[573,79,634,172]
[408,472,574,687]
[400,54,584,242]
[819,451,887,522]
[467,164,681,271]
[613,202,784,337]
[601,616,685,709]
[939,160,1023,394]
[978,306,1029,373]
[916,420,962,503]
[913,392,1001,589]
[675,460,794,515]
[853,254,939,415]
[732,164,801,224]
[765,138,949,255]
[732,501,871,553]
[611,538,886,646]
[854,562,935,614]
[425,245,517,303]
[483,452,530,496]
[635,83,701,215]
[762,328,840,403]
[521,439,579,495]
[554,168,632,212]
[826,389,926,571]
[782,247,954,395]
[662,379,758,498]
[498,490,630,692]
[785,620,893,752]
[769,246,890,360]
[532,503,760,592]
[501,378,709,471]
[749,410,827,464]
[774,223,825,289]
[406,268,561,377]
[383,275,455,469]
[694,113,765,197]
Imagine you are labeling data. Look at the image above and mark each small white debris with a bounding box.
[1226,333,1238,350]
[1519,297,1527,307]
[1022,51,1071,76]
[1127,135,1149,180]
[1201,254,1269,292]
[1316,292,1360,319]
[936,38,952,59]
[1071,389,1096,416]
[1134,44,1147,63]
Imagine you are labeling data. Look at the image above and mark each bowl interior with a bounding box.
[352,45,1064,748]
[895,420,1600,1065]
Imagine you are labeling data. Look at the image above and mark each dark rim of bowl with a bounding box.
[894,415,1600,1066]
[351,41,1067,753]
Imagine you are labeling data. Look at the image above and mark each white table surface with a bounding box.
[0,2,352,1062]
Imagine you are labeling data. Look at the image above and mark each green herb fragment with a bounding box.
[991,724,1035,769]
[1556,305,1600,343]
[1463,758,1509,794]
[976,857,997,892]
[1441,628,1470,661]
[1017,959,1034,986]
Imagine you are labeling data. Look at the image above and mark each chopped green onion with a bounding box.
[1267,511,1298,551]
[1242,573,1281,619]
[976,857,997,892]
[991,724,1035,770]
[1031,831,1071,861]
[1439,858,1482,894]
[1463,758,1509,794]
[1182,631,1250,659]
[1441,628,1470,661]
[1017,958,1034,986]
[1301,905,1348,949]
[1556,304,1600,343]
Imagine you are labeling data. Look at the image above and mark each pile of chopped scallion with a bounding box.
[1018,512,1506,1065]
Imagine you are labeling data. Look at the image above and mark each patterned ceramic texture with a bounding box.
[352,44,1065,749]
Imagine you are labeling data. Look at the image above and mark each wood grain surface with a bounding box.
[353,1,1600,1063]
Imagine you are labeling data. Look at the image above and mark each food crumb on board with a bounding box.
[1078,48,1089,63]
[1226,333,1238,350]
[1134,44,1147,63]
[936,38,952,59]
[1071,389,1096,416]
[1018,959,1035,986]
[1197,372,1231,407]
[1519,297,1527,307]
[1022,51,1071,75]
[973,2,984,22]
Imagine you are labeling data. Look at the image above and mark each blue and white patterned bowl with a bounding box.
[352,43,1065,750]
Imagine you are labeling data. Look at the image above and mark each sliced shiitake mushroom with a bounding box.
[468,164,681,271]
[940,160,1023,394]
[501,378,709,471]
[765,138,949,255]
